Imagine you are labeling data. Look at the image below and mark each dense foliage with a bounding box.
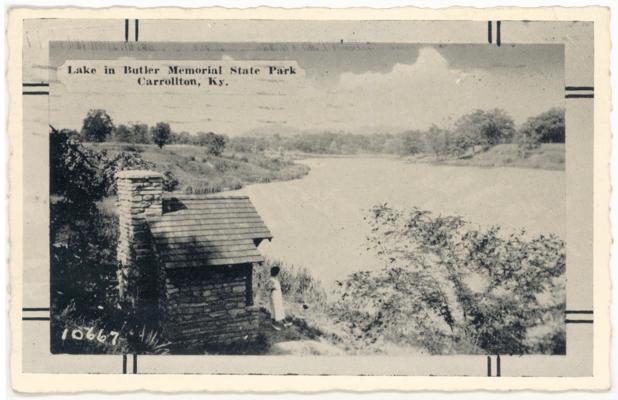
[81,109,114,142]
[226,108,562,159]
[331,205,566,355]
[195,131,227,156]
[151,121,171,149]
[77,107,563,162]
[254,258,328,309]
[50,128,111,208]
[517,108,566,151]
[50,127,176,354]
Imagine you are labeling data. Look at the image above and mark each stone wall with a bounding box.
[116,170,163,308]
[115,170,260,350]
[162,264,259,349]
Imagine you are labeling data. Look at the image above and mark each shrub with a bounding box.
[81,109,114,142]
[51,302,171,355]
[255,259,328,311]
[125,326,171,355]
[51,302,128,354]
[517,108,565,153]
[194,131,227,156]
[331,205,565,355]
[162,170,179,192]
[151,122,171,149]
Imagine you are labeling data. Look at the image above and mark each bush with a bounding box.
[162,170,179,192]
[51,302,171,355]
[255,259,328,311]
[517,108,565,153]
[50,128,174,354]
[51,302,128,354]
[331,205,565,355]
[99,151,179,195]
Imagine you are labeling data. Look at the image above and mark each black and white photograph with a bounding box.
[48,41,568,357]
[8,6,611,392]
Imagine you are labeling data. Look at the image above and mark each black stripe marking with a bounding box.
[565,319,593,323]
[565,86,594,91]
[565,94,594,99]
[488,21,492,44]
[133,354,138,374]
[135,19,139,42]
[565,310,593,314]
[122,354,127,374]
[487,356,491,376]
[22,83,49,87]
[125,19,129,42]
[22,317,50,321]
[23,307,50,311]
[496,21,501,47]
[23,91,49,95]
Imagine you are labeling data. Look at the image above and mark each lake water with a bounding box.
[237,157,565,283]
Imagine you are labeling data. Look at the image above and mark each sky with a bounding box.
[50,43,564,136]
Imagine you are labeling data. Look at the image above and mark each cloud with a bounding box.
[51,45,563,135]
[338,47,454,89]
[291,46,563,131]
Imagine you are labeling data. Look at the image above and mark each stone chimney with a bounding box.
[115,170,163,303]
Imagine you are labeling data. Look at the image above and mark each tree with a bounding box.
[113,124,133,143]
[399,130,425,155]
[81,109,114,142]
[195,131,227,156]
[333,205,566,355]
[517,108,565,151]
[50,126,110,208]
[424,125,451,159]
[151,122,171,149]
[130,123,150,144]
[49,126,118,321]
[176,131,191,144]
[454,109,515,153]
[382,137,403,155]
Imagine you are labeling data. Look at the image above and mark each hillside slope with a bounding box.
[87,142,310,193]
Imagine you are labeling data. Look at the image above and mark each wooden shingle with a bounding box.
[147,194,272,268]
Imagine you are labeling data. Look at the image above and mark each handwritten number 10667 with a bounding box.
[61,327,119,346]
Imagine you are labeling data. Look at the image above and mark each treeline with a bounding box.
[72,107,564,158]
[227,108,565,157]
[72,109,227,155]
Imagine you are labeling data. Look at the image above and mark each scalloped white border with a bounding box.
[7,6,611,392]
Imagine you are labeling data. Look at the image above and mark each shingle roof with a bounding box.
[147,194,272,269]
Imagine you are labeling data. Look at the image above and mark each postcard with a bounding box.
[7,6,611,392]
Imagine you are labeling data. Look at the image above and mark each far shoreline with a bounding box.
[285,143,565,172]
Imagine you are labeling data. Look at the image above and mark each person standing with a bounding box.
[267,266,287,329]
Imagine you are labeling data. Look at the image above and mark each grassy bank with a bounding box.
[406,143,564,170]
[86,142,310,193]
[252,204,566,356]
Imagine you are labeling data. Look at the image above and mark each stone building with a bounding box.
[115,170,272,350]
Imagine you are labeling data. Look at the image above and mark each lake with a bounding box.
[237,157,565,283]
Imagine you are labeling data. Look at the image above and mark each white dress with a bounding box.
[268,277,286,322]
